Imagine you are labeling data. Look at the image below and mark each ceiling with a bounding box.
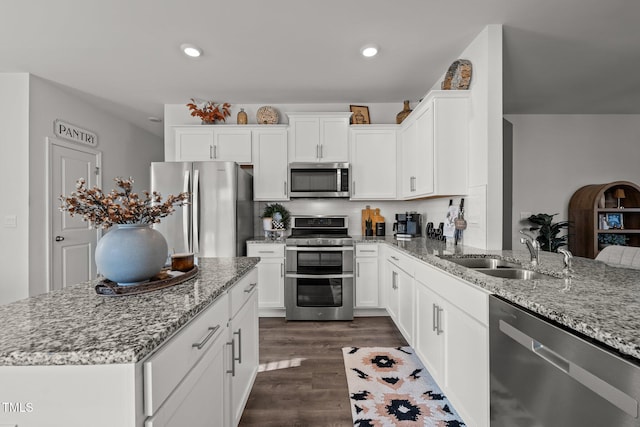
[2,0,639,137]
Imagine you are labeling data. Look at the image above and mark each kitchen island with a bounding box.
[357,236,640,362]
[0,257,259,427]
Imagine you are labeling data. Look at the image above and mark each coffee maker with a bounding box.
[393,212,422,238]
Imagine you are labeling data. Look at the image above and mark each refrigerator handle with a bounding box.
[183,169,190,252]
[193,168,200,254]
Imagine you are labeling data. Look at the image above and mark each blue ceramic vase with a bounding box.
[95,224,168,285]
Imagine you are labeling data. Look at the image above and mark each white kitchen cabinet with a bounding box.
[385,248,415,346]
[247,243,285,314]
[349,126,398,200]
[399,91,469,199]
[287,112,351,162]
[228,269,259,427]
[413,262,489,427]
[355,243,379,308]
[174,126,252,164]
[252,128,289,201]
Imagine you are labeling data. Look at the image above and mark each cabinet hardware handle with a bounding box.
[436,306,444,335]
[281,262,284,278]
[284,181,287,196]
[258,250,275,254]
[391,256,400,261]
[192,325,220,350]
[360,249,376,253]
[55,236,65,242]
[244,283,258,293]
[433,304,438,332]
[319,144,323,159]
[316,144,320,158]
[234,329,242,364]
[213,145,217,159]
[226,340,235,376]
[209,145,213,159]
[357,263,360,277]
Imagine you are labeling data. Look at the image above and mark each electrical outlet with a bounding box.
[3,215,17,228]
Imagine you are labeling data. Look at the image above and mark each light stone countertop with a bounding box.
[250,235,640,361]
[0,257,259,366]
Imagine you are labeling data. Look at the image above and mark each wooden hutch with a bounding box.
[569,181,640,258]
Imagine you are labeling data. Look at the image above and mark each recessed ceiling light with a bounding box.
[180,43,202,58]
[361,44,379,58]
[148,116,162,123]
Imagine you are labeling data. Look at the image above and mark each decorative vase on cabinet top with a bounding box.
[237,108,248,125]
[95,224,168,285]
[396,100,412,124]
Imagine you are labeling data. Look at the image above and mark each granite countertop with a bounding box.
[0,257,259,366]
[356,236,640,362]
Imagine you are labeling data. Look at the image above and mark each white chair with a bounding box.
[595,245,640,269]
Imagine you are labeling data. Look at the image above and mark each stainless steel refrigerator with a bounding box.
[150,161,253,257]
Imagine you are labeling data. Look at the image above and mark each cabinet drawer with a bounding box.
[247,243,285,258]
[355,244,378,257]
[387,248,415,276]
[229,268,259,319]
[144,293,229,416]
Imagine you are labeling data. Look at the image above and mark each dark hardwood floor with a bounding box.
[239,316,408,427]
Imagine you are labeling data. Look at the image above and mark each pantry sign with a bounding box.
[54,119,98,147]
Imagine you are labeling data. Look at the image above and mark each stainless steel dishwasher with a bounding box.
[490,295,640,426]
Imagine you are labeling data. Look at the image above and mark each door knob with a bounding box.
[55,236,65,242]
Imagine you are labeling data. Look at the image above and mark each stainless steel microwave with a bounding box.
[288,162,350,198]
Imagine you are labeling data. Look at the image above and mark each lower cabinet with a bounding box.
[247,243,285,314]
[413,263,489,427]
[355,243,380,308]
[384,248,415,346]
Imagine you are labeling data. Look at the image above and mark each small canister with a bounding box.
[237,108,248,125]
[375,222,386,237]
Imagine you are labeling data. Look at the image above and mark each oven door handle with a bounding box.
[285,273,354,279]
[285,247,354,252]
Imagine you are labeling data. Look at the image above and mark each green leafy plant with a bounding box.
[526,213,569,253]
[598,233,628,246]
[261,203,291,229]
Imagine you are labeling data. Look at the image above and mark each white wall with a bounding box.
[506,114,640,249]
[0,74,30,305]
[26,75,164,298]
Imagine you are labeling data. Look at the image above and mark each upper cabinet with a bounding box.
[252,127,289,201]
[349,125,398,200]
[399,92,470,199]
[287,113,351,162]
[174,126,252,164]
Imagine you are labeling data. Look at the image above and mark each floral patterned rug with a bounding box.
[342,347,466,427]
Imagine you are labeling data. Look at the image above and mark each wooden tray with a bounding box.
[95,266,199,296]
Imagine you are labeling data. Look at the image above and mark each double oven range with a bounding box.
[285,216,354,321]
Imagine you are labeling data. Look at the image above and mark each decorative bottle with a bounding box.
[237,108,248,125]
[396,100,412,124]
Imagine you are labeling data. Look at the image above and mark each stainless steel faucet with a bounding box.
[558,248,573,271]
[519,229,540,266]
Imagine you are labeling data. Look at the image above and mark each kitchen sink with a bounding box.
[443,257,521,269]
[475,268,560,280]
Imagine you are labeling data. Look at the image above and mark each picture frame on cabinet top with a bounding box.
[350,105,370,124]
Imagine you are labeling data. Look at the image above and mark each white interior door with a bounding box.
[50,139,101,291]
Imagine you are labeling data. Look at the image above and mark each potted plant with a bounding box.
[186,98,231,124]
[60,177,189,285]
[525,213,569,253]
[261,203,290,231]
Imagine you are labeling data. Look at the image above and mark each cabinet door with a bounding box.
[414,279,445,385]
[396,266,414,345]
[255,257,284,308]
[145,329,228,427]
[229,290,259,427]
[385,261,400,322]
[444,303,488,427]
[214,128,252,163]
[350,128,397,200]
[413,105,435,196]
[289,117,320,162]
[319,117,349,162]
[175,127,214,161]
[252,129,289,201]
[399,118,417,198]
[355,257,379,308]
